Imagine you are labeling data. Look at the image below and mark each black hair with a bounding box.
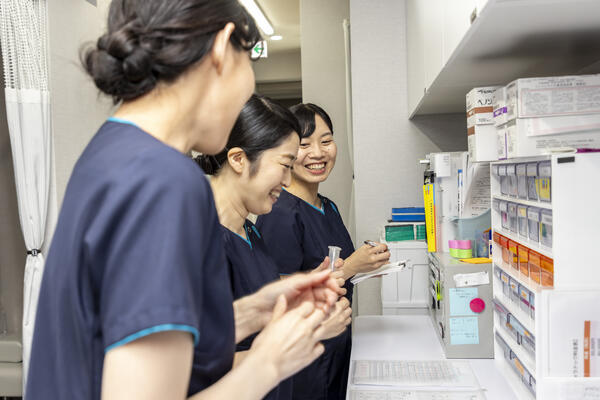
[289,103,334,139]
[195,94,301,176]
[81,0,261,103]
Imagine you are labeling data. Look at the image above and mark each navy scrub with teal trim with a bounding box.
[27,119,235,400]
[256,189,354,400]
[221,220,292,400]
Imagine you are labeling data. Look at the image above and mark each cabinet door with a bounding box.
[443,0,477,65]
[406,0,427,115]
[424,0,444,90]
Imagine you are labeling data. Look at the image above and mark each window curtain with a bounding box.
[0,0,52,394]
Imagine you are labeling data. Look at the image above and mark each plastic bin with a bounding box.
[492,164,500,177]
[501,270,510,297]
[537,160,552,202]
[529,250,542,285]
[500,235,510,264]
[495,332,511,359]
[522,331,535,356]
[518,244,529,276]
[516,163,528,199]
[526,162,538,200]
[530,291,535,319]
[493,299,510,328]
[541,256,554,287]
[540,209,553,248]
[508,202,518,233]
[499,164,508,195]
[510,352,525,379]
[494,264,502,282]
[519,285,531,313]
[508,240,519,270]
[517,205,528,238]
[507,164,518,197]
[450,209,491,258]
[509,277,520,303]
[527,207,541,243]
[500,201,509,230]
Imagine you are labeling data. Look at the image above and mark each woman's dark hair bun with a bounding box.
[82,0,261,103]
[194,154,223,176]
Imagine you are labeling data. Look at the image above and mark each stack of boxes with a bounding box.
[496,74,600,158]
[384,207,426,242]
[466,86,502,162]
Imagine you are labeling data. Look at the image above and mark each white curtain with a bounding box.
[0,0,52,394]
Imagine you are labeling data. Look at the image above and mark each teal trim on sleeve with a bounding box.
[105,324,199,353]
[107,116,141,130]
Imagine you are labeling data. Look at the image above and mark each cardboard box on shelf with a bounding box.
[468,124,498,162]
[467,86,502,127]
[506,74,600,121]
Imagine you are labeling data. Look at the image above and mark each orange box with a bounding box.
[493,232,501,244]
[500,236,510,264]
[518,245,529,276]
[508,240,519,270]
[541,256,554,287]
[529,250,541,284]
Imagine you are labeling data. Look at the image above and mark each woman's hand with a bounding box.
[312,256,346,289]
[234,268,344,343]
[342,243,390,279]
[249,295,327,382]
[314,297,352,341]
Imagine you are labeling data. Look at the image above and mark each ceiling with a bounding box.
[256,0,300,54]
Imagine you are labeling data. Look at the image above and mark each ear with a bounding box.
[226,147,247,174]
[211,22,236,75]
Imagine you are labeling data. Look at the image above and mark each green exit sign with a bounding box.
[252,40,268,59]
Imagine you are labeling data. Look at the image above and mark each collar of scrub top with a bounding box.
[231,221,261,249]
[282,187,325,214]
[107,116,142,129]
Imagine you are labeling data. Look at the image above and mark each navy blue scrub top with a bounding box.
[256,189,354,400]
[221,220,292,400]
[27,119,235,400]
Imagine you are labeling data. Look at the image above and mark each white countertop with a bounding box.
[348,315,518,400]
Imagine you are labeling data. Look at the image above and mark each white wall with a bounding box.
[48,0,114,211]
[300,0,354,239]
[253,49,302,83]
[349,0,465,315]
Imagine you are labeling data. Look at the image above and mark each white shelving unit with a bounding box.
[490,153,600,399]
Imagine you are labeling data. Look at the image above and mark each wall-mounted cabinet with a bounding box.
[407,0,600,118]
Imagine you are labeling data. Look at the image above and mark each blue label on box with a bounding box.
[450,317,480,345]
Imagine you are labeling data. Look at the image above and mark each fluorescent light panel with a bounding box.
[239,0,274,36]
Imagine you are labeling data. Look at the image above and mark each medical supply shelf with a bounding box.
[492,195,552,211]
[494,228,552,259]
[495,323,535,376]
[490,152,600,399]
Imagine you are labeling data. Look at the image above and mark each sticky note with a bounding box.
[449,317,479,345]
[449,288,478,316]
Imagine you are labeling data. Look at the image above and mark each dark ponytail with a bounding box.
[81,0,261,103]
[195,94,301,176]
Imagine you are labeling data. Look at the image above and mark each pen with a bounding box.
[364,240,378,247]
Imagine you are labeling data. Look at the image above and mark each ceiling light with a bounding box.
[239,0,274,36]
[270,35,283,41]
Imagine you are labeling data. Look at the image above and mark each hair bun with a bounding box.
[194,155,222,175]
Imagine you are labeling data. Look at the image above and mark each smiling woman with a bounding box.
[195,94,302,400]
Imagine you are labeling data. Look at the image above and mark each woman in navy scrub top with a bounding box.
[26,2,343,400]
[195,95,353,399]
[257,103,391,400]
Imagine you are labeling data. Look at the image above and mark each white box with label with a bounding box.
[506,74,600,121]
[466,86,501,127]
[468,124,498,162]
